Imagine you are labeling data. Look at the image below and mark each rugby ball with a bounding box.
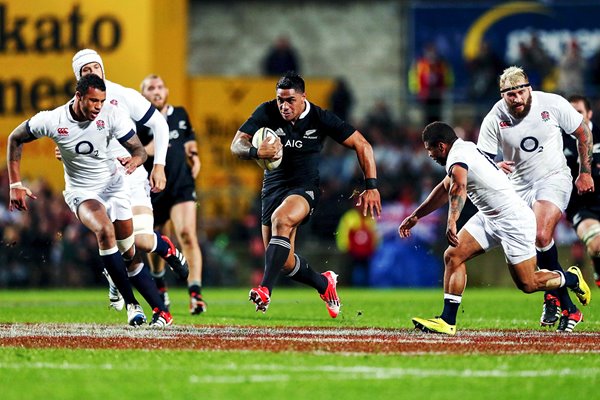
[252,127,283,170]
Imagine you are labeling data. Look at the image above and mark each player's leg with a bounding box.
[170,200,206,314]
[76,200,144,325]
[533,199,578,323]
[133,205,189,281]
[412,228,483,335]
[577,218,600,287]
[114,219,170,318]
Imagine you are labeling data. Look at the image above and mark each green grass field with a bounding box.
[1,287,599,400]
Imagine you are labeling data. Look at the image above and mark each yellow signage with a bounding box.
[0,0,187,190]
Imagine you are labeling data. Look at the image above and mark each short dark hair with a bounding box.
[422,121,458,145]
[276,71,305,93]
[567,94,591,112]
[76,74,106,95]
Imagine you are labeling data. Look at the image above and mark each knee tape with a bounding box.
[117,234,135,254]
[133,214,155,236]
[582,224,600,246]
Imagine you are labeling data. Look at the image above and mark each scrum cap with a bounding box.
[72,49,105,81]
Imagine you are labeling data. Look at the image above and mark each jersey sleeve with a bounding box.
[109,107,136,142]
[239,102,270,135]
[318,107,355,143]
[119,86,168,165]
[26,110,54,139]
[477,113,500,156]
[554,94,584,134]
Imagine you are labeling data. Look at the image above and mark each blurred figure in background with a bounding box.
[329,77,354,122]
[138,74,206,315]
[409,42,453,124]
[262,35,301,76]
[557,40,585,97]
[563,94,600,288]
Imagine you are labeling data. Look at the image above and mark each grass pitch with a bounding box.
[0,287,599,400]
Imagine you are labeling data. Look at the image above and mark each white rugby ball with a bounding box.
[252,127,282,170]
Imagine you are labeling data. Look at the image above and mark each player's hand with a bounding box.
[54,146,62,161]
[355,188,382,219]
[149,164,166,192]
[575,172,594,195]
[446,220,459,247]
[259,136,283,160]
[9,186,37,211]
[497,161,514,175]
[398,214,417,238]
[118,155,143,175]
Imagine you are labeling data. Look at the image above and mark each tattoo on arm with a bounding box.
[448,173,467,223]
[8,122,36,162]
[122,134,148,163]
[575,122,593,174]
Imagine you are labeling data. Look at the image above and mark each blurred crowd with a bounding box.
[5,33,599,288]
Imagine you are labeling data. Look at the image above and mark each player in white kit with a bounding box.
[398,122,590,335]
[478,66,594,331]
[7,74,172,327]
[71,50,189,312]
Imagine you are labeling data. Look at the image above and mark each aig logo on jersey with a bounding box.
[96,120,105,131]
[541,111,550,122]
[285,139,303,148]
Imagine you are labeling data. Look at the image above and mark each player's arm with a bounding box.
[141,108,168,192]
[7,121,38,211]
[571,120,595,194]
[446,164,468,247]
[118,132,148,175]
[342,130,382,218]
[398,177,450,238]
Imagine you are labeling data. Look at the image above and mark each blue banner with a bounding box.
[410,1,600,100]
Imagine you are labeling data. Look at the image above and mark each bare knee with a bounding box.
[271,215,294,236]
[178,226,198,247]
[443,248,462,272]
[94,225,116,247]
[535,231,553,248]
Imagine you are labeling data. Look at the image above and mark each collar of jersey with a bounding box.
[299,100,311,120]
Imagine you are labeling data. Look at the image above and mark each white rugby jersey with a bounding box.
[478,91,582,190]
[104,80,168,165]
[27,101,135,191]
[447,138,526,217]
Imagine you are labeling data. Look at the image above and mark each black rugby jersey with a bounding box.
[240,100,355,190]
[562,122,600,217]
[137,105,196,187]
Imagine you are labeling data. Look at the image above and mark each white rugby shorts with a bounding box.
[122,165,152,209]
[515,170,572,212]
[463,204,536,265]
[63,173,132,222]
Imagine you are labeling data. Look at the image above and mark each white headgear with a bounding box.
[72,49,105,81]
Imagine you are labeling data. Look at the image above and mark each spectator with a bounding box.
[557,39,585,97]
[409,42,453,124]
[262,35,301,76]
[329,77,354,122]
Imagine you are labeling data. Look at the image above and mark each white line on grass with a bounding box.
[2,361,598,383]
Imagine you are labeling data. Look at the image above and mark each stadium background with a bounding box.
[0,0,599,289]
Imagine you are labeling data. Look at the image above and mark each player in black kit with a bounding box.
[564,95,600,289]
[231,71,381,317]
[137,74,206,315]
